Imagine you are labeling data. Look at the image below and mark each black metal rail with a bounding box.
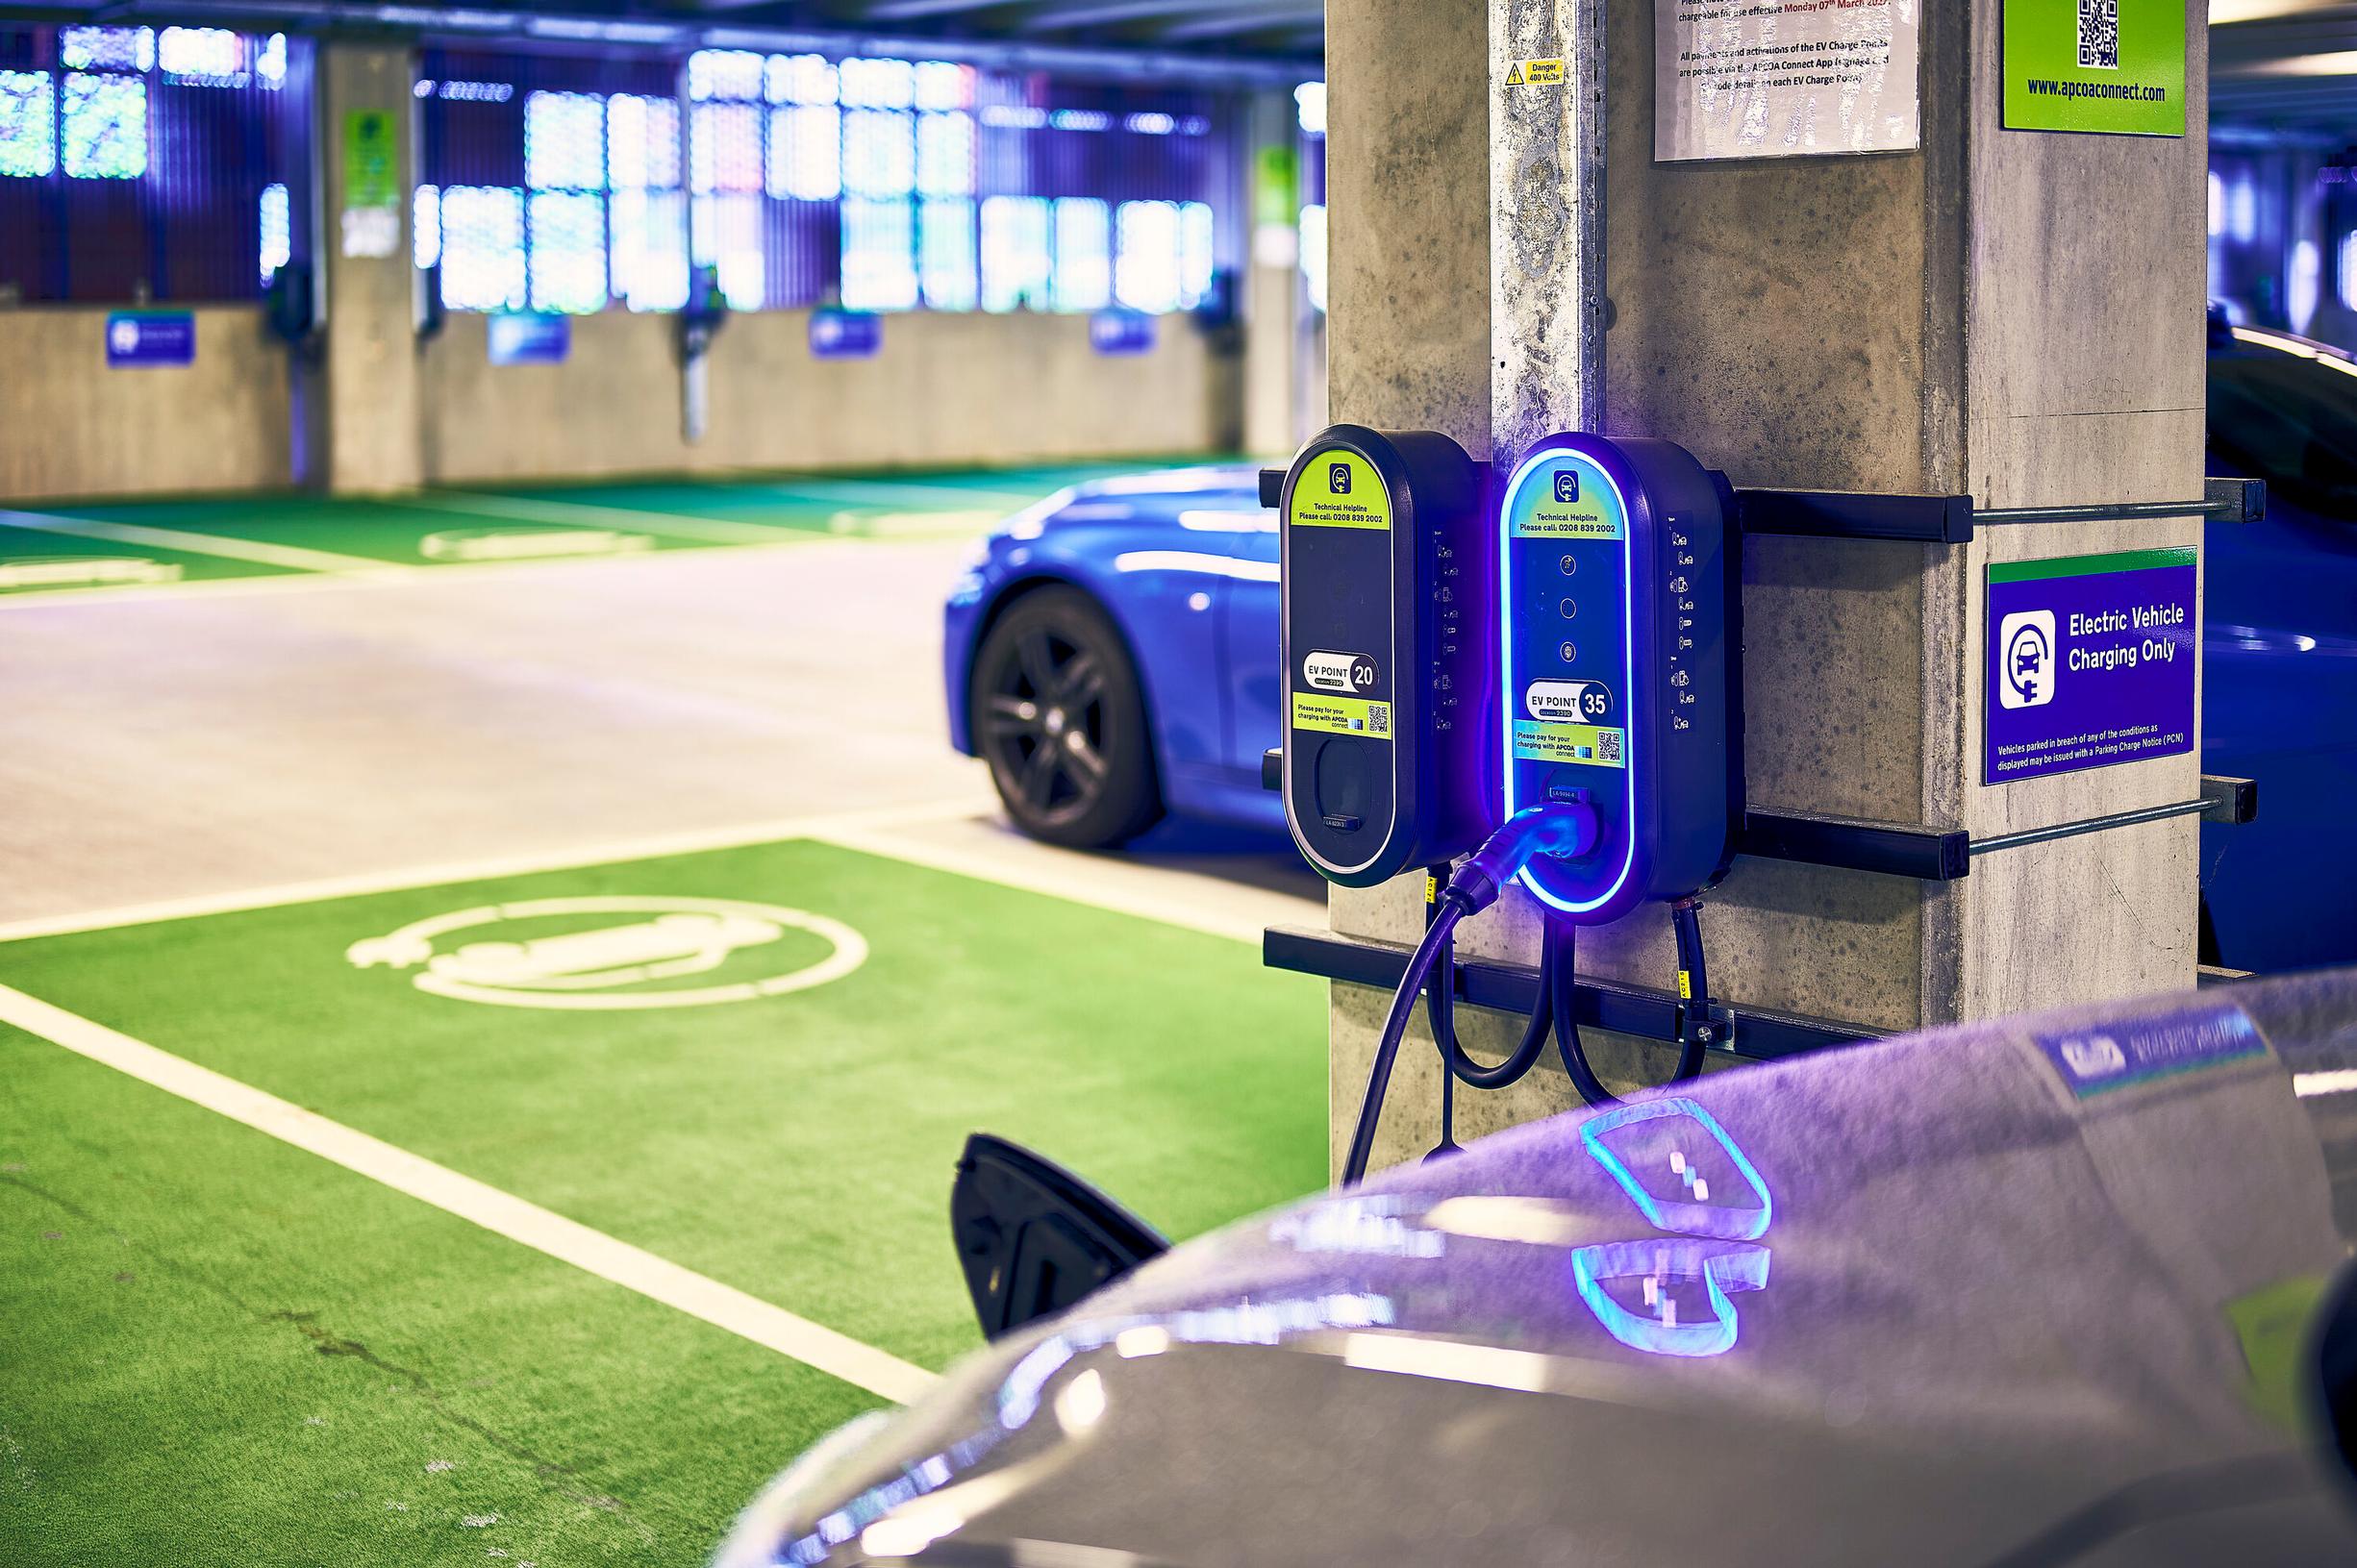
[1264,926,1883,1060]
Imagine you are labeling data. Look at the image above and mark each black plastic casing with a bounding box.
[1278,425,1493,888]
[1497,434,1745,922]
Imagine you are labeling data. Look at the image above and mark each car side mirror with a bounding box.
[950,1133,1166,1340]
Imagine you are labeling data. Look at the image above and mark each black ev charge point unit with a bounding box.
[1498,433,1741,923]
[1279,426,1491,887]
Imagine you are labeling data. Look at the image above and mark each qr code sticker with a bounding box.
[1368,705,1391,736]
[2077,0,2119,69]
[1597,730,1624,763]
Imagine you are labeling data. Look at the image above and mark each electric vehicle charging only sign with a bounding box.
[1984,547,2196,784]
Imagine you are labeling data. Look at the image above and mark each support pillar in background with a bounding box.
[1241,88,1312,457]
[316,42,424,495]
[1323,0,2211,1175]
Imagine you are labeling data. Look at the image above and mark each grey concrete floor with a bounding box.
[0,538,1322,934]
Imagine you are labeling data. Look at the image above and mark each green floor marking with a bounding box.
[48,496,760,566]
[0,1028,880,1568]
[11,460,1253,577]
[0,519,299,594]
[0,839,1327,1377]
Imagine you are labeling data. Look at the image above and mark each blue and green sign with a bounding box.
[2003,0,2184,137]
[1985,546,2196,784]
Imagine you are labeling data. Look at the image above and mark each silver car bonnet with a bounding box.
[719,969,2357,1567]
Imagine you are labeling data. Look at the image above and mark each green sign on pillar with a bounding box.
[1253,144,1298,231]
[2002,0,2185,137]
[344,110,401,208]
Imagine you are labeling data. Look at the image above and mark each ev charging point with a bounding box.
[1497,434,1742,924]
[1278,425,1492,888]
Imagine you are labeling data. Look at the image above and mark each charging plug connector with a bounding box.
[1342,800,1604,1184]
[1441,802,1601,919]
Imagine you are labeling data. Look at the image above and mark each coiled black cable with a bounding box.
[1549,919,1618,1106]
[1424,889,1558,1158]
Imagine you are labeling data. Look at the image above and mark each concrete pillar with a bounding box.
[1323,0,2211,1174]
[316,42,423,494]
[1241,90,1306,458]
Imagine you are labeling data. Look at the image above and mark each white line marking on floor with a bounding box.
[754,478,1039,510]
[0,982,936,1405]
[0,797,992,944]
[0,535,831,611]
[413,490,802,547]
[808,819,1316,946]
[2295,1069,2357,1098]
[0,508,411,577]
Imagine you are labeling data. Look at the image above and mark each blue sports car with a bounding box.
[944,326,2357,970]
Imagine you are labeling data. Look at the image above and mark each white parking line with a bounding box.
[756,478,1039,510]
[0,981,937,1405]
[0,508,409,577]
[0,797,992,945]
[412,490,804,547]
[808,816,1320,946]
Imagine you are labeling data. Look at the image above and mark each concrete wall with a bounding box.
[0,307,293,502]
[420,306,1231,485]
[0,302,1233,501]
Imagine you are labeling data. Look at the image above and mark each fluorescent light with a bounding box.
[2228,48,2357,76]
[2211,0,2348,22]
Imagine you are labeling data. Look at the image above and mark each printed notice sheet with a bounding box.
[1657,0,1920,162]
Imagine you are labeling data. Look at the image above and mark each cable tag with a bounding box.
[1677,969,1693,1001]
[1425,873,1439,905]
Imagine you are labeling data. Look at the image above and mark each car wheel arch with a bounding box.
[968,569,1170,801]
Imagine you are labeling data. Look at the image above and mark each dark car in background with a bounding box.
[945,324,2357,972]
[2200,318,2357,971]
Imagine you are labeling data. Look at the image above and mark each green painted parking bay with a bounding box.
[45,494,795,565]
[0,835,1324,1562]
[0,513,306,594]
[1,1030,881,1567]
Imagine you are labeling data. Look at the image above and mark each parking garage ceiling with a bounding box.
[2,0,1323,79]
[2215,2,2357,142]
[9,1,2356,130]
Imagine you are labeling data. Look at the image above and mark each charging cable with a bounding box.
[1549,900,1716,1108]
[1343,803,1598,1184]
[1423,874,1564,1160]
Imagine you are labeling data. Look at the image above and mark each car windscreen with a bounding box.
[2208,347,2357,513]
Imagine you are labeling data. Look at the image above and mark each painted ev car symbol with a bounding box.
[344,895,867,1009]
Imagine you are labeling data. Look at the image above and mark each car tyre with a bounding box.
[971,585,1163,849]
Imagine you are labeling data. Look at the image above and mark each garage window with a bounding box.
[0,23,302,305]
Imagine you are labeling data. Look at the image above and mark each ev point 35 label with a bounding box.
[1984,546,2196,784]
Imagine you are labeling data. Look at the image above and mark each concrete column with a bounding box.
[1323,0,2211,1175]
[316,42,423,494]
[1241,90,1306,458]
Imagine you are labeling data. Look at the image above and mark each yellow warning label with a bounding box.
[1510,57,1566,87]
[1678,970,1693,1001]
[1504,62,1524,87]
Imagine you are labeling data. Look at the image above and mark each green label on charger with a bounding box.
[1514,719,1626,767]
[1289,450,1392,531]
[1292,691,1392,738]
[1512,455,1625,539]
[2001,0,2185,137]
